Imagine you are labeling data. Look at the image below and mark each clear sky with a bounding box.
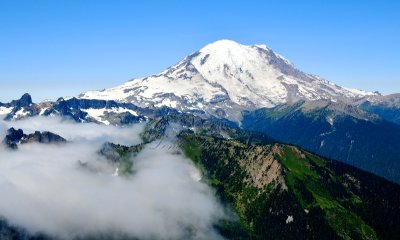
[0,0,399,102]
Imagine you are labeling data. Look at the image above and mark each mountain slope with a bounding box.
[0,94,39,120]
[80,40,375,120]
[99,114,400,239]
[242,100,400,183]
[177,131,400,240]
[358,94,400,125]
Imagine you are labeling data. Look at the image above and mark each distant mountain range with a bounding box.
[1,39,400,185]
[242,100,400,183]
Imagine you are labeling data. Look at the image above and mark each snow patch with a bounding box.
[82,108,107,124]
[155,99,178,108]
[82,107,139,125]
[327,116,334,126]
[0,106,13,116]
[13,108,29,119]
[343,87,377,97]
[286,215,294,224]
[39,107,49,116]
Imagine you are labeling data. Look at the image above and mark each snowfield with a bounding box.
[81,40,377,120]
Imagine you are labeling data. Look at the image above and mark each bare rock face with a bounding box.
[2,128,24,149]
[2,93,40,120]
[2,127,66,150]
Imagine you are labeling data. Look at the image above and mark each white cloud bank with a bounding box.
[0,117,225,239]
[1,116,144,145]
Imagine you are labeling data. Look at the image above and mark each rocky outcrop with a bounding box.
[2,127,66,149]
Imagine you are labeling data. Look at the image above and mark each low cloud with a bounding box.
[0,116,144,145]
[0,117,225,239]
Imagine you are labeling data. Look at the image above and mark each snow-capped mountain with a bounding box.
[81,39,375,120]
[0,93,39,120]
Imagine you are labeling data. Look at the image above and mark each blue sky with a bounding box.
[0,0,399,102]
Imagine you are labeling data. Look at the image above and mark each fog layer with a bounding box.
[0,117,224,239]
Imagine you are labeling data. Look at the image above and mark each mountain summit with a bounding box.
[81,40,375,120]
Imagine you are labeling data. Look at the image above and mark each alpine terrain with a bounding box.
[80,40,377,121]
[1,40,400,240]
[74,39,400,183]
